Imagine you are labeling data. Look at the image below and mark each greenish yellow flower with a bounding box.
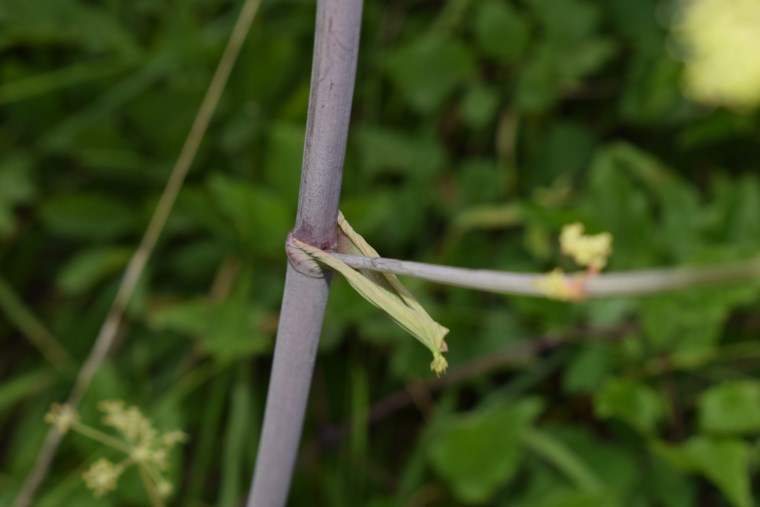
[100,400,156,445]
[44,403,79,434]
[46,400,187,502]
[157,480,173,498]
[161,430,188,448]
[430,354,448,376]
[560,223,612,271]
[82,458,123,497]
[676,0,760,109]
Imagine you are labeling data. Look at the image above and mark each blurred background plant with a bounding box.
[1,0,760,505]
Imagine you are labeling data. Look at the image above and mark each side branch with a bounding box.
[330,253,760,298]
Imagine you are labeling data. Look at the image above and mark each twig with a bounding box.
[245,1,363,506]
[11,1,262,505]
[331,253,760,298]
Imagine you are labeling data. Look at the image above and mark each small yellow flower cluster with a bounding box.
[45,400,186,504]
[82,458,124,497]
[44,403,80,434]
[100,400,154,445]
[560,223,613,271]
[535,223,613,301]
[676,0,760,110]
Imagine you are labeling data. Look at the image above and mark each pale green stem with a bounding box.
[70,424,131,454]
[138,464,165,507]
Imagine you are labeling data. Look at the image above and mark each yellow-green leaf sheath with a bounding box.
[290,213,449,374]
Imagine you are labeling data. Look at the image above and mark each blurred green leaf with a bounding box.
[594,378,663,433]
[265,122,305,204]
[0,0,137,54]
[56,246,131,295]
[428,398,542,504]
[698,381,760,435]
[40,193,138,240]
[526,0,598,42]
[207,173,293,258]
[149,275,272,363]
[515,0,616,113]
[385,35,475,113]
[459,85,500,130]
[0,368,54,414]
[523,429,603,493]
[644,456,695,507]
[524,121,595,190]
[0,155,35,237]
[658,436,753,507]
[355,126,446,181]
[562,345,611,394]
[472,0,531,63]
[641,284,759,360]
[455,158,507,204]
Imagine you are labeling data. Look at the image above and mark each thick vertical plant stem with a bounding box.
[246,1,363,506]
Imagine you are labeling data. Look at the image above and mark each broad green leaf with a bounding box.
[538,425,639,501]
[40,193,137,240]
[355,126,446,181]
[151,299,271,362]
[459,86,500,130]
[207,174,293,257]
[0,0,137,54]
[620,49,682,124]
[524,121,595,190]
[514,0,615,114]
[472,0,531,63]
[698,381,760,435]
[562,346,611,394]
[580,144,660,268]
[149,274,272,363]
[385,35,475,113]
[451,203,523,235]
[290,213,449,373]
[522,429,603,493]
[645,457,695,507]
[56,246,132,295]
[641,285,759,360]
[657,437,753,507]
[0,368,54,414]
[428,399,543,504]
[594,378,663,433]
[455,158,507,204]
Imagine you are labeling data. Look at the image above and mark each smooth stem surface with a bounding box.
[246,1,363,506]
[331,253,760,298]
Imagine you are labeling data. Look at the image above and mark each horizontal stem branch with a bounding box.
[330,253,760,298]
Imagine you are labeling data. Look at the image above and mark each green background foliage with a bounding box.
[2,0,760,505]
